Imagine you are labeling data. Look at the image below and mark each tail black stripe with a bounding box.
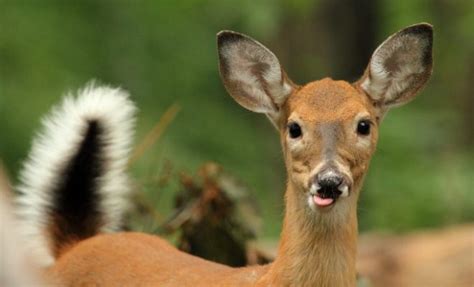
[48,120,104,256]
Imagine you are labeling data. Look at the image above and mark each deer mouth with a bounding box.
[309,183,349,208]
[312,188,341,207]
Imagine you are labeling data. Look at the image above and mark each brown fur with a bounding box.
[44,79,377,287]
[43,25,433,286]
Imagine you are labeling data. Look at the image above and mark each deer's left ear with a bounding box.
[358,23,433,112]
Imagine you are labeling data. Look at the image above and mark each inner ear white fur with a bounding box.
[360,23,433,108]
[217,31,294,117]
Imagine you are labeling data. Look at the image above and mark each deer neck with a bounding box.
[263,183,358,287]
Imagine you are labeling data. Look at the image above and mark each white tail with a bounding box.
[16,83,136,266]
[17,24,432,286]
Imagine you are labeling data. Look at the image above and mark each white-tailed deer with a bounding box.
[16,24,433,286]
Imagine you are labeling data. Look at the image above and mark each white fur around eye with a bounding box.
[356,133,372,148]
[286,114,306,152]
[287,127,306,154]
[354,112,372,148]
[287,135,306,153]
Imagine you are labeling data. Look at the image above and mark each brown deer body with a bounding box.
[16,24,433,286]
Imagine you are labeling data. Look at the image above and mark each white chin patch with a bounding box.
[340,185,349,197]
[309,183,320,195]
[307,183,351,211]
[308,194,317,211]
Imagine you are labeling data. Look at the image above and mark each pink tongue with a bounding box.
[313,195,334,207]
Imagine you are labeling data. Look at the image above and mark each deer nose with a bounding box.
[311,168,350,198]
[317,176,343,195]
[309,166,352,199]
[318,176,342,189]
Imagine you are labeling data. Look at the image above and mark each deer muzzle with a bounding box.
[309,168,351,207]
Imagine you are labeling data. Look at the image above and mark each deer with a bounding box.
[15,23,433,286]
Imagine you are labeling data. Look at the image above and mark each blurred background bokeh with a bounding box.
[0,0,472,241]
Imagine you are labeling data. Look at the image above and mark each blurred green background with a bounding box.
[0,0,472,239]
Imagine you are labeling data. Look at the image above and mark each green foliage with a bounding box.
[0,0,472,238]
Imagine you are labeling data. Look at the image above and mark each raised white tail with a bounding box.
[16,83,136,266]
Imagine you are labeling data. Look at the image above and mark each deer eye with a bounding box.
[288,122,302,138]
[356,120,371,136]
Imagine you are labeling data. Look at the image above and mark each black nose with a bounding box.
[318,176,342,188]
[317,176,343,198]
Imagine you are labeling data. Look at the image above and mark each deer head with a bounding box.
[217,24,433,224]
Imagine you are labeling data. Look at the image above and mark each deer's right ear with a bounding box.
[217,31,295,118]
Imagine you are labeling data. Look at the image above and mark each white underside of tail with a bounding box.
[15,82,137,266]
